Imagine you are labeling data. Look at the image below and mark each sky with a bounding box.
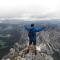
[0,0,60,21]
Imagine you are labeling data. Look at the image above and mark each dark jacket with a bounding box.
[25,26,45,41]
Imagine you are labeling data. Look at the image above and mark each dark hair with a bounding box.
[31,24,34,27]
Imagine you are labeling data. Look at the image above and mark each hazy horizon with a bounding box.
[0,0,60,21]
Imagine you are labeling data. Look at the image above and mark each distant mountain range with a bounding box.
[0,19,60,25]
[0,19,60,60]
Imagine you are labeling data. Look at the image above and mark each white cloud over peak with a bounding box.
[0,0,60,20]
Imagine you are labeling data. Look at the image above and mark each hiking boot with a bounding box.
[26,49,29,53]
[25,49,29,54]
[34,50,37,55]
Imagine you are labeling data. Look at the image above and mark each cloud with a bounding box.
[0,0,60,20]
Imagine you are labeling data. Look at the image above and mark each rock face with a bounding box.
[1,45,54,60]
[1,24,60,60]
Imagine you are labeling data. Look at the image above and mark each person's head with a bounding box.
[31,24,34,27]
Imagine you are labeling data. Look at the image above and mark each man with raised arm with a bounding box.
[25,24,47,55]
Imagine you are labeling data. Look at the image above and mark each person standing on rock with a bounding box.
[25,24,47,55]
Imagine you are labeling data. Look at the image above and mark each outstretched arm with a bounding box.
[35,24,48,32]
[24,25,30,31]
[34,27,46,32]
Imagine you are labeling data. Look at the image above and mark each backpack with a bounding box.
[28,29,32,37]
